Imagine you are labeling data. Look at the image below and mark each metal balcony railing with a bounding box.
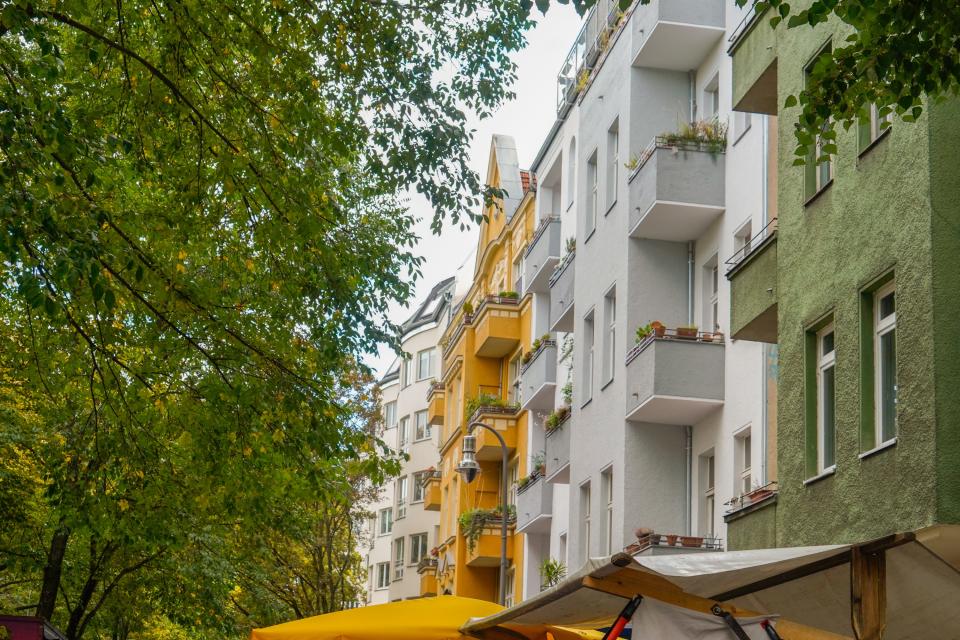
[724,217,778,274]
[626,327,724,366]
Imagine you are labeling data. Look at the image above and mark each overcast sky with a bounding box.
[368,7,584,375]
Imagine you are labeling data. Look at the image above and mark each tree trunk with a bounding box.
[36,527,69,620]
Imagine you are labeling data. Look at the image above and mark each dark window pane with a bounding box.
[822,331,834,355]
[880,329,897,441]
[880,291,896,319]
[823,365,836,468]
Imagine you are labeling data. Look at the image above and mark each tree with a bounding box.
[738,1,960,161]
[1,2,534,637]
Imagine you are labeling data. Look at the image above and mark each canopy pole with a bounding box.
[601,595,643,640]
[850,546,887,640]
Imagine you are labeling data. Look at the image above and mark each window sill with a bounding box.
[600,377,614,392]
[732,122,752,146]
[414,437,432,443]
[803,178,834,208]
[803,466,836,486]
[605,200,617,216]
[858,126,892,159]
[580,397,592,409]
[584,228,596,245]
[859,437,897,460]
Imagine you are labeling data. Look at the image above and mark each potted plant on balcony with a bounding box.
[680,536,704,548]
[497,290,520,300]
[459,505,516,554]
[461,301,474,317]
[677,324,698,339]
[521,350,533,366]
[539,557,567,589]
[544,405,571,432]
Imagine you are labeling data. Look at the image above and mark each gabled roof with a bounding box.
[398,276,456,336]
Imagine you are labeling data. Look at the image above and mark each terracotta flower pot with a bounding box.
[680,536,703,548]
[665,534,679,546]
[677,327,698,339]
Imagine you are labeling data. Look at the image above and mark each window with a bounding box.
[703,72,720,120]
[384,401,397,430]
[733,111,752,144]
[378,508,393,536]
[874,282,897,445]
[817,325,837,472]
[702,254,720,333]
[735,429,752,495]
[559,532,568,565]
[512,254,523,293]
[583,311,595,404]
[805,43,835,200]
[602,288,616,385]
[508,459,519,507]
[508,353,522,405]
[504,566,516,608]
[586,151,598,236]
[375,562,390,589]
[412,471,426,503]
[417,348,436,381]
[606,119,619,210]
[393,537,405,580]
[398,416,409,450]
[410,533,428,565]
[702,453,715,537]
[402,358,414,387]
[579,481,591,562]
[414,410,430,441]
[601,468,613,555]
[567,137,577,209]
[734,219,753,256]
[396,476,408,519]
[859,103,892,153]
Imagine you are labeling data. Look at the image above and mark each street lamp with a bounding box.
[455,420,510,605]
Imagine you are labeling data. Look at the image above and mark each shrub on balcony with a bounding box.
[464,394,520,422]
[459,505,516,553]
[544,406,571,432]
[661,118,728,155]
[517,453,546,491]
[496,290,520,300]
[539,557,567,589]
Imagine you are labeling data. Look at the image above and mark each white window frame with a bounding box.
[375,562,390,589]
[414,410,430,441]
[704,454,715,537]
[816,324,837,473]
[396,476,408,519]
[814,120,835,193]
[384,401,397,430]
[710,263,720,333]
[735,428,752,496]
[504,566,516,608]
[409,532,428,565]
[874,281,897,446]
[587,151,598,236]
[512,254,523,293]
[417,348,436,381]
[412,471,425,503]
[606,119,619,211]
[398,416,409,450]
[583,311,595,404]
[580,481,591,563]
[865,103,892,146]
[603,289,616,385]
[602,468,614,555]
[378,507,393,536]
[393,537,405,580]
[508,459,519,507]
[508,353,522,405]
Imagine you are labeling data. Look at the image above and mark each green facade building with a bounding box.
[723,5,960,550]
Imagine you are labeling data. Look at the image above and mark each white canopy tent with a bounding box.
[461,526,960,640]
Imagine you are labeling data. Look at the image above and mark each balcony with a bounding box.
[723,482,779,551]
[625,329,725,425]
[524,217,562,294]
[549,251,575,332]
[473,296,521,359]
[725,219,778,343]
[520,340,557,413]
[624,531,724,556]
[516,474,553,534]
[417,557,438,596]
[556,0,621,116]
[427,382,445,426]
[628,137,726,242]
[544,413,571,484]
[729,2,778,114]
[631,0,725,70]
[469,405,519,461]
[422,472,441,512]
[465,522,515,567]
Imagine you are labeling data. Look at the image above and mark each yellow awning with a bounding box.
[250,595,600,640]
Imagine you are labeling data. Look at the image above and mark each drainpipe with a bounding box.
[684,424,692,535]
[688,71,696,121]
[760,116,770,484]
[687,242,695,325]
[761,115,769,226]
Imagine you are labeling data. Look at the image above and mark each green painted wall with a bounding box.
[726,501,777,551]
[731,10,960,548]
[729,238,777,342]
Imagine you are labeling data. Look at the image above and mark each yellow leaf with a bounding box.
[243,446,252,457]
[178,249,187,260]
[119,499,129,512]
[176,263,186,274]
[245,259,255,271]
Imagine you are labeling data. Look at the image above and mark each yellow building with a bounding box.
[425,136,535,605]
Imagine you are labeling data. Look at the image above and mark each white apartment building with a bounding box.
[515,0,777,601]
[364,277,455,603]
